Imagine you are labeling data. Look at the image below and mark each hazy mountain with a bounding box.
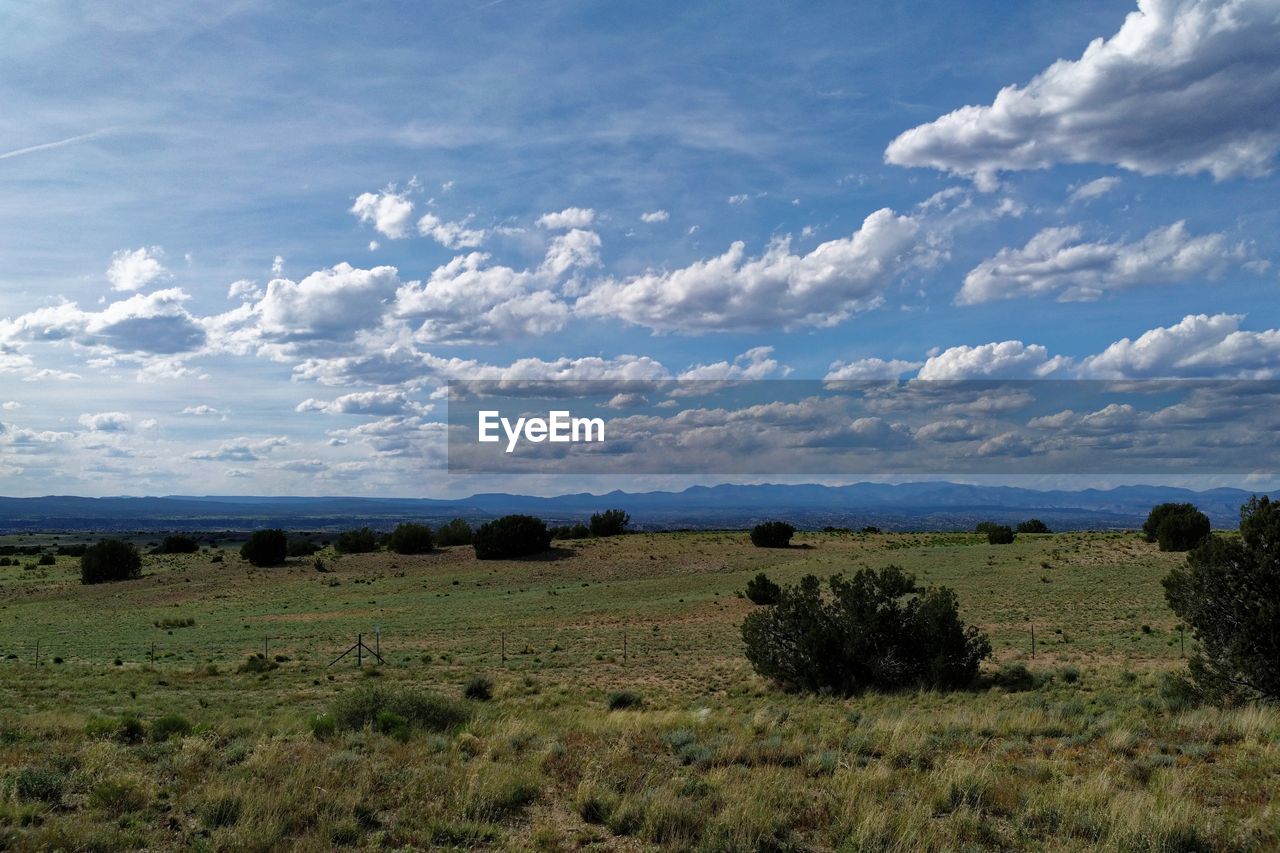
[0,483,1264,533]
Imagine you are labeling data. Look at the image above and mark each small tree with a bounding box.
[589,509,630,537]
[473,515,552,560]
[741,567,990,694]
[1144,503,1210,552]
[745,572,782,605]
[240,529,287,567]
[1016,519,1050,534]
[750,521,795,548]
[1163,496,1280,703]
[287,538,320,557]
[159,534,199,554]
[335,527,378,554]
[387,522,434,554]
[974,521,1001,535]
[986,525,1015,545]
[81,539,141,584]
[435,518,474,547]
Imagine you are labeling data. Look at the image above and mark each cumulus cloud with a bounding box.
[78,411,132,432]
[179,405,224,416]
[917,341,1071,379]
[539,229,602,279]
[394,253,568,344]
[885,0,1280,186]
[242,263,401,349]
[575,208,924,332]
[0,289,207,356]
[1078,313,1280,378]
[188,436,289,462]
[350,187,415,238]
[641,210,670,223]
[107,247,168,292]
[958,222,1247,304]
[537,207,595,229]
[678,346,785,380]
[296,389,430,416]
[417,213,486,249]
[825,357,923,381]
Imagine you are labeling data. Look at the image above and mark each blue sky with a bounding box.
[1,0,1279,497]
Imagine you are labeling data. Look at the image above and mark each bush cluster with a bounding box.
[1016,519,1050,534]
[387,522,434,554]
[589,509,630,537]
[240,529,287,567]
[335,527,378,554]
[1144,503,1211,552]
[435,518,474,547]
[329,685,471,733]
[744,572,782,605]
[741,566,991,694]
[158,534,200,554]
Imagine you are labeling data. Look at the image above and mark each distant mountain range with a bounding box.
[0,483,1265,533]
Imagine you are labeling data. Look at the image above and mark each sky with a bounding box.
[1,0,1279,497]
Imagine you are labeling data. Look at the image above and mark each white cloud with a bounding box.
[227,279,262,301]
[1068,176,1121,204]
[917,341,1071,379]
[188,436,289,462]
[394,253,568,344]
[1,288,207,356]
[78,411,132,432]
[886,0,1280,186]
[727,194,749,205]
[417,213,486,249]
[106,247,168,292]
[1,401,18,410]
[247,263,401,348]
[641,210,670,223]
[574,208,923,332]
[958,221,1247,304]
[536,207,595,229]
[1078,313,1280,378]
[351,188,415,239]
[540,229,601,279]
[296,389,430,416]
[824,357,923,381]
[678,346,786,381]
[271,256,285,276]
[180,405,224,416]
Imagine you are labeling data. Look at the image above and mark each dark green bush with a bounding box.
[750,521,795,548]
[1016,519,1050,534]
[335,527,378,554]
[37,553,55,566]
[986,525,1015,545]
[463,675,494,701]
[741,566,991,694]
[1164,496,1280,702]
[88,777,147,814]
[330,685,470,732]
[87,716,147,744]
[1144,503,1211,551]
[606,690,643,710]
[551,523,591,540]
[237,654,279,674]
[287,538,320,557]
[435,518,474,547]
[745,572,782,605]
[12,767,65,803]
[240,529,287,566]
[80,539,141,584]
[387,522,434,554]
[473,515,552,559]
[150,714,193,741]
[159,534,200,554]
[309,713,337,740]
[974,521,1001,535]
[589,509,630,537]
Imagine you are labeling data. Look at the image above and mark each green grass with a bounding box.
[0,530,1276,849]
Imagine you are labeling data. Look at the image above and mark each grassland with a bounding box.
[0,530,1277,851]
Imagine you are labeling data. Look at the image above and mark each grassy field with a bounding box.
[0,530,1277,850]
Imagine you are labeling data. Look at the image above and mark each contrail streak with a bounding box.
[0,128,115,161]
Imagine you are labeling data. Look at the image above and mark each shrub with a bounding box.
[201,793,243,829]
[88,777,148,814]
[974,521,1001,535]
[80,539,141,584]
[435,518,474,547]
[376,710,411,741]
[993,662,1045,692]
[741,566,991,694]
[606,690,643,710]
[11,767,64,803]
[150,714,193,741]
[744,572,782,605]
[1144,502,1211,551]
[309,713,337,740]
[0,557,9,566]
[589,509,630,537]
[37,553,55,566]
[473,515,552,559]
[986,525,1015,545]
[86,716,146,743]
[1163,496,1280,702]
[551,523,591,540]
[238,654,279,674]
[750,521,795,548]
[330,685,470,732]
[240,529,287,566]
[335,527,378,554]
[287,538,320,557]
[159,534,199,554]
[1017,519,1050,534]
[387,522,434,554]
[463,675,494,701]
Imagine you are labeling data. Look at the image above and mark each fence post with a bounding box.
[1030,623,1036,659]
[501,632,506,664]
[623,631,627,664]
[34,639,39,667]
[357,633,362,667]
